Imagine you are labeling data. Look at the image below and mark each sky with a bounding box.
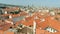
[0,0,60,7]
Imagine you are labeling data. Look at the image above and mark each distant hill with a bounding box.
[0,3,26,8]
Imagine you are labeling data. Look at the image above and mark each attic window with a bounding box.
[40,18,45,22]
[10,27,12,29]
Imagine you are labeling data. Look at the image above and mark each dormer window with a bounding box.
[45,27,58,33]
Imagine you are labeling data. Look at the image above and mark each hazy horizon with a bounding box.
[0,0,60,7]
